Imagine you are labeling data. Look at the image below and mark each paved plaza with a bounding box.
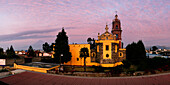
[0,72,170,85]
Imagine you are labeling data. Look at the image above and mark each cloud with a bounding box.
[0,0,169,49]
[0,27,76,42]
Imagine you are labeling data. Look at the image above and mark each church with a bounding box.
[64,14,126,67]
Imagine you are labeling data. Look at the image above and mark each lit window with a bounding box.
[106,45,109,50]
[97,45,99,52]
[115,45,117,53]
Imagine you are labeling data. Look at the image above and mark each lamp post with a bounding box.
[60,54,63,65]
[59,54,63,73]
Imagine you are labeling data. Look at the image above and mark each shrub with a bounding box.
[157,68,162,72]
[151,70,156,74]
[162,65,169,71]
[0,69,8,72]
[144,69,150,74]
[92,66,103,72]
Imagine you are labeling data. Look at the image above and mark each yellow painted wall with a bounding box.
[52,41,124,67]
[119,52,123,57]
[14,63,60,73]
[64,44,99,66]
[103,42,112,59]
[95,40,119,60]
[101,62,123,67]
[95,40,125,67]
[95,40,119,44]
[119,48,126,51]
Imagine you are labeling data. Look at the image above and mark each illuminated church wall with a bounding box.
[64,14,126,67]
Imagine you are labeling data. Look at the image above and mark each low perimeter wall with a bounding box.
[13,63,49,73]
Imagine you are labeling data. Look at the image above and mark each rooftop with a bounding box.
[20,62,60,68]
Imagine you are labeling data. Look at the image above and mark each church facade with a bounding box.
[65,14,126,67]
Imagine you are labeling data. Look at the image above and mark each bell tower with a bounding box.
[111,14,122,40]
[111,13,122,48]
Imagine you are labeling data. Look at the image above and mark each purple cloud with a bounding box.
[0,0,169,50]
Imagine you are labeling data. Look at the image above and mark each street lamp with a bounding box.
[59,54,64,73]
[60,54,63,65]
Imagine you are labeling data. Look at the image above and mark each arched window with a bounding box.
[106,37,108,40]
[116,34,118,38]
[106,54,109,57]
[119,52,123,57]
[77,58,79,61]
[116,25,118,29]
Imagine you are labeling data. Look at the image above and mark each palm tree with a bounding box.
[80,47,89,72]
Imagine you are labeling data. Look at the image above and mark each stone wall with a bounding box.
[96,43,103,63]
[5,57,41,66]
[118,50,126,62]
[32,57,41,62]
[6,58,25,66]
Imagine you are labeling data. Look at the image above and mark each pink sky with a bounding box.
[0,0,169,50]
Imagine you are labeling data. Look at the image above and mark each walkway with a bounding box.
[0,72,170,85]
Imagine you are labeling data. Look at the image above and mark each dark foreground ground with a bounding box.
[0,72,170,85]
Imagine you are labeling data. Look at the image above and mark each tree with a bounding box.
[152,46,158,51]
[43,42,52,52]
[122,60,131,69]
[87,37,96,49]
[126,42,137,62]
[91,38,96,49]
[50,43,55,51]
[54,28,72,64]
[6,48,10,56]
[6,45,16,58]
[0,47,3,55]
[9,45,15,55]
[137,40,146,59]
[80,47,89,72]
[126,40,146,65]
[87,37,92,44]
[0,47,6,59]
[27,45,36,57]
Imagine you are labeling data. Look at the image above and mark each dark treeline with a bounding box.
[126,40,146,65]
[123,40,170,72]
[0,45,19,59]
[42,42,54,53]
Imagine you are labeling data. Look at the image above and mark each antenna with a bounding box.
[115,11,118,19]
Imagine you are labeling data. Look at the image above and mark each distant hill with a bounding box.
[145,45,170,50]
[32,40,45,50]
[18,40,45,51]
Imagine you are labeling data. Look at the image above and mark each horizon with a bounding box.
[0,0,169,50]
